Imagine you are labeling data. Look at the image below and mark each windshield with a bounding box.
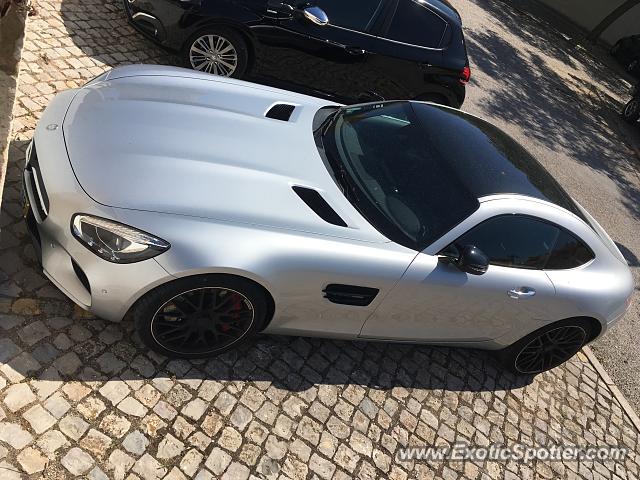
[318,102,479,250]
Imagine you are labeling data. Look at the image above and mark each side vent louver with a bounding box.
[323,284,379,306]
[266,103,296,121]
[292,186,347,227]
[23,143,50,223]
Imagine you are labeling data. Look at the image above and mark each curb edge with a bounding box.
[583,345,640,433]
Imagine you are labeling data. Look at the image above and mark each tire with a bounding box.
[133,274,269,358]
[497,318,592,375]
[182,27,249,78]
[623,98,640,124]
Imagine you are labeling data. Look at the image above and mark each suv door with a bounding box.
[369,0,465,104]
[360,215,560,342]
[251,0,390,101]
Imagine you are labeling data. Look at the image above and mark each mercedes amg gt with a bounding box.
[24,65,634,374]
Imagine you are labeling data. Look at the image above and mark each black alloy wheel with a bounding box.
[134,275,269,358]
[498,319,592,374]
[151,287,253,355]
[513,325,587,374]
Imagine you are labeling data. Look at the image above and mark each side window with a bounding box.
[545,230,594,269]
[452,215,594,270]
[315,0,385,32]
[386,0,448,48]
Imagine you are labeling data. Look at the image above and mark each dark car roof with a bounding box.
[410,101,587,221]
[427,0,462,26]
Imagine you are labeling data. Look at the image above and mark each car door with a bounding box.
[360,215,559,342]
[364,0,458,102]
[251,0,391,101]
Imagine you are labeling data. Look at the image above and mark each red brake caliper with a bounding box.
[220,294,242,332]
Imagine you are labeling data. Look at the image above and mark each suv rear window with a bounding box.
[386,0,448,48]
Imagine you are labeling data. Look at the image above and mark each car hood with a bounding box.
[62,66,386,243]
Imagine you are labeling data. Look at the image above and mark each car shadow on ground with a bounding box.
[616,242,640,267]
[58,0,177,69]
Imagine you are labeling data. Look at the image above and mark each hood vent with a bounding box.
[292,186,347,227]
[266,103,296,121]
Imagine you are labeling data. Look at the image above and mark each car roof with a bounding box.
[408,101,588,223]
[425,0,462,26]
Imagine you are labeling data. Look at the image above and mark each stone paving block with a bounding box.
[117,396,148,417]
[99,413,131,438]
[59,414,90,441]
[132,453,167,480]
[122,430,150,456]
[61,447,95,475]
[156,433,184,460]
[23,404,57,434]
[205,447,233,475]
[180,448,204,477]
[16,446,47,474]
[3,382,36,411]
[37,429,69,457]
[79,429,112,458]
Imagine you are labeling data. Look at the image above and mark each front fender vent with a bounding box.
[323,284,379,306]
[23,142,50,223]
[292,186,347,227]
[266,103,296,121]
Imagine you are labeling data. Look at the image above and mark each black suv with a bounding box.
[124,0,470,107]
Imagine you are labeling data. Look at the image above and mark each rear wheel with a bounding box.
[498,319,591,374]
[623,97,640,124]
[182,27,248,78]
[133,275,268,358]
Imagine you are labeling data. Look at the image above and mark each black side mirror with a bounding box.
[456,245,489,275]
[440,244,489,275]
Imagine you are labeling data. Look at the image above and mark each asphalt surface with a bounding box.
[451,0,640,410]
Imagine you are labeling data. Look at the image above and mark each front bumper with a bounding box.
[123,0,168,43]
[122,0,192,50]
[23,121,173,323]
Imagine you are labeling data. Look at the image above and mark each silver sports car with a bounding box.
[24,65,634,373]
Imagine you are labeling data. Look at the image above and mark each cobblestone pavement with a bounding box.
[1,0,640,479]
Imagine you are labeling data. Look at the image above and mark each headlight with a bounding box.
[71,214,170,264]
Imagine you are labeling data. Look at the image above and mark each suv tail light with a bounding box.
[459,65,471,85]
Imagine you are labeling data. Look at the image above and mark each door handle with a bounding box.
[345,46,366,56]
[507,287,536,299]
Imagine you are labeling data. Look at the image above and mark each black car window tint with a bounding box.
[544,229,594,270]
[315,0,385,32]
[386,0,447,48]
[455,215,560,270]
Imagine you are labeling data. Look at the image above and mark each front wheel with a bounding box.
[133,275,269,358]
[182,28,249,78]
[623,97,640,124]
[497,319,591,374]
